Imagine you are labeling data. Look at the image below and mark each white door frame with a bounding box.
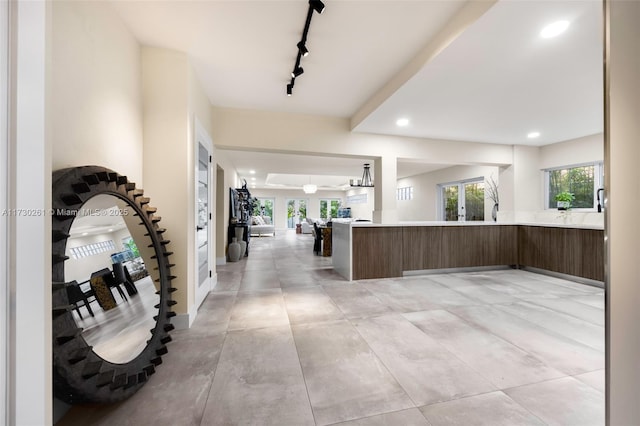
[1,1,9,422]
[194,118,214,309]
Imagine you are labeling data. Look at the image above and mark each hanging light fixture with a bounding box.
[303,184,318,194]
[350,163,374,187]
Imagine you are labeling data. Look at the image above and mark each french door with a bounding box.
[286,199,307,228]
[440,179,485,221]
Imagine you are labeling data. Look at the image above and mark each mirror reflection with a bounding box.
[64,194,159,364]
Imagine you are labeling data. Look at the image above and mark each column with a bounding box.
[372,156,398,224]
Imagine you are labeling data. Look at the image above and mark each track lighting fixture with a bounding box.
[310,0,325,14]
[291,67,304,78]
[297,41,309,57]
[285,0,326,96]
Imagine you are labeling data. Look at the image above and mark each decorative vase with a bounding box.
[491,203,499,222]
[228,237,241,262]
[235,227,247,257]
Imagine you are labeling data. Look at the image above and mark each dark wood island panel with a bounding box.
[352,227,403,280]
[402,225,518,271]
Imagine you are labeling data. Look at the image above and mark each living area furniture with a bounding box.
[65,280,95,319]
[313,223,322,255]
[250,215,275,236]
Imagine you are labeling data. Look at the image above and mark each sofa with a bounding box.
[250,216,275,236]
[302,217,325,234]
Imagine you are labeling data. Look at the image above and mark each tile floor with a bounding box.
[57,230,605,426]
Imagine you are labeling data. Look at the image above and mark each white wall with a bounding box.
[250,188,346,229]
[345,187,375,221]
[539,133,603,170]
[9,1,51,424]
[397,165,499,221]
[65,228,130,283]
[1,1,8,422]
[52,0,143,183]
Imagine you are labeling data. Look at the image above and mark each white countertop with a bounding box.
[335,220,603,230]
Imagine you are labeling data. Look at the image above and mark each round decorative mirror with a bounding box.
[52,166,175,404]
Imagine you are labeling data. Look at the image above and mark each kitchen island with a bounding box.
[332,221,604,282]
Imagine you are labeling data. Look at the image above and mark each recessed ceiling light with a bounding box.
[82,232,88,236]
[249,170,256,174]
[108,228,113,232]
[527,131,541,139]
[540,20,570,38]
[396,118,409,127]
[251,177,256,181]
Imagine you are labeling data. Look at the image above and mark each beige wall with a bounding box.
[606,0,640,423]
[212,107,514,167]
[52,1,143,183]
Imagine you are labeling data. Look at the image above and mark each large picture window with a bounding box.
[545,162,604,209]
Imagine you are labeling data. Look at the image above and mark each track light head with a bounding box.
[287,83,293,96]
[310,0,325,14]
[291,67,304,78]
[297,41,309,57]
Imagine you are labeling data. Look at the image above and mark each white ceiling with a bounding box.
[111,0,603,189]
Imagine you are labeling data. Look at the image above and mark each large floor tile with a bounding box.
[494,301,604,351]
[400,278,481,308]
[420,391,545,426]
[451,305,603,375]
[522,296,605,326]
[228,289,290,330]
[283,286,345,324]
[574,369,605,393]
[361,280,441,313]
[505,377,605,426]
[427,274,519,304]
[403,310,564,389]
[187,292,236,336]
[292,320,413,426]
[58,333,225,426]
[201,326,315,426]
[322,283,392,319]
[331,408,430,426]
[239,269,281,290]
[353,314,496,406]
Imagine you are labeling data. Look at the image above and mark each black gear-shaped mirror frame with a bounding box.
[51,165,176,403]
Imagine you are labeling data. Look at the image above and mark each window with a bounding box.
[320,199,340,219]
[438,178,485,221]
[396,186,413,201]
[545,162,604,209]
[256,198,274,219]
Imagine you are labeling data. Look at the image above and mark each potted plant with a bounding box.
[555,191,575,210]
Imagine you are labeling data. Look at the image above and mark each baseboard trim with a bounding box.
[216,256,226,266]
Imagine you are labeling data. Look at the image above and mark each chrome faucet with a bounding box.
[597,188,604,212]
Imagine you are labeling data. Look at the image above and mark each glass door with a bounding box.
[440,179,485,221]
[197,143,210,287]
[286,199,307,228]
[257,198,274,221]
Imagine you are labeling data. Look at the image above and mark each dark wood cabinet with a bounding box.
[350,224,603,281]
[518,225,604,281]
